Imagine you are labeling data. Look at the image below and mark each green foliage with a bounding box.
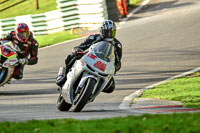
[1,114,200,133]
[0,0,57,19]
[142,71,200,108]
[129,0,142,6]
[35,31,80,48]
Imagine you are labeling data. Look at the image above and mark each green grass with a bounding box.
[35,31,80,48]
[141,71,200,108]
[1,113,200,133]
[129,0,143,6]
[0,0,57,19]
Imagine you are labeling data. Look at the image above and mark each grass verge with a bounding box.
[0,0,57,19]
[35,31,80,48]
[141,71,200,108]
[0,113,200,133]
[129,0,143,6]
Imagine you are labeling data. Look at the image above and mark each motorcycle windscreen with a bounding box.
[93,41,115,62]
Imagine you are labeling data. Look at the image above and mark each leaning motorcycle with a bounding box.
[0,42,18,87]
[57,41,115,112]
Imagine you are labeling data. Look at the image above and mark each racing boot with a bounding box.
[56,67,68,87]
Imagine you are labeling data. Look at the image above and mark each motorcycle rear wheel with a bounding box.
[56,93,72,111]
[71,78,96,112]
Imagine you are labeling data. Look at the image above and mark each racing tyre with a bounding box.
[56,94,72,111]
[71,78,96,112]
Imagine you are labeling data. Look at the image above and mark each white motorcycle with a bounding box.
[56,41,116,112]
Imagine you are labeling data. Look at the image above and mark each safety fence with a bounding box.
[0,0,108,37]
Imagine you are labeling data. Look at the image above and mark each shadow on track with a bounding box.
[0,88,57,96]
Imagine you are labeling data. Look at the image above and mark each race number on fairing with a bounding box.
[94,61,106,72]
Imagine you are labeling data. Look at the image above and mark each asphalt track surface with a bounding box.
[0,0,200,121]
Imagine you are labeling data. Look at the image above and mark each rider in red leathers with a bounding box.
[0,23,39,80]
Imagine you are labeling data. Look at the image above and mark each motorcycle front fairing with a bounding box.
[0,44,18,86]
[62,58,91,104]
[62,58,113,105]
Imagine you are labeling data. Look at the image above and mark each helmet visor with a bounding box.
[103,29,116,38]
[17,31,29,40]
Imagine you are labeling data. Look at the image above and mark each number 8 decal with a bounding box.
[94,61,106,72]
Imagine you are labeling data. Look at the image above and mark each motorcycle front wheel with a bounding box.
[71,78,96,112]
[56,93,72,111]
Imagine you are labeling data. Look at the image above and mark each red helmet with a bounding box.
[16,23,30,43]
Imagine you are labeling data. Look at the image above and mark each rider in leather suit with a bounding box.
[0,23,39,80]
[56,20,122,93]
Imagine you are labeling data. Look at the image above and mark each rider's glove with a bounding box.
[72,48,83,55]
[19,58,28,65]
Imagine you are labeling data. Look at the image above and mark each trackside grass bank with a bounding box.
[0,0,57,19]
[0,113,200,133]
[141,71,200,108]
[35,31,80,48]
